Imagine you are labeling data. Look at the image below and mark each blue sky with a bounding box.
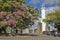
[25,0,57,13]
[25,0,58,29]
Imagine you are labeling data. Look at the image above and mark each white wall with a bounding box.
[22,28,29,34]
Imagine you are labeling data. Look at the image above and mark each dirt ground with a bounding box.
[0,34,60,40]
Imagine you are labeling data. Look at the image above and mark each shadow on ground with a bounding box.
[0,33,38,37]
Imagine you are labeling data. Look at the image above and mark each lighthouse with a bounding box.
[41,5,46,32]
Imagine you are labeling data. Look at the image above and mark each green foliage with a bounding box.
[44,11,60,28]
[0,0,39,29]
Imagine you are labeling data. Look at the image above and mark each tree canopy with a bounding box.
[44,10,60,31]
[0,0,40,29]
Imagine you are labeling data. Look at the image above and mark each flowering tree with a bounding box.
[0,0,39,35]
[7,19,17,25]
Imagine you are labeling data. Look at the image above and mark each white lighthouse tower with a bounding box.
[41,5,46,32]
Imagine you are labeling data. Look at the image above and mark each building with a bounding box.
[40,4,60,32]
[22,4,60,34]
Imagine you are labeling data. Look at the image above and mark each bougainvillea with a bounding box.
[14,11,23,16]
[20,6,27,11]
[0,12,6,18]
[13,11,23,18]
[0,0,39,34]
[7,19,17,25]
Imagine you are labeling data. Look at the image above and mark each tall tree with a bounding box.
[44,10,60,31]
[0,0,39,35]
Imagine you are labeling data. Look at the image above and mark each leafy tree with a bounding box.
[0,0,39,35]
[44,10,60,31]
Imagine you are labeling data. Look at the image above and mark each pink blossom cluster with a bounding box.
[20,6,26,11]
[13,11,23,18]
[13,11,23,16]
[0,12,6,18]
[7,19,17,25]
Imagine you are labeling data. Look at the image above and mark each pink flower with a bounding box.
[13,11,23,16]
[13,11,23,18]
[20,6,26,11]
[16,15,22,18]
[0,12,6,18]
[7,19,17,25]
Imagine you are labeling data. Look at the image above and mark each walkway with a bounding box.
[0,34,60,40]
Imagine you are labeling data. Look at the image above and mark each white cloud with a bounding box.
[57,0,60,3]
[57,0,60,6]
[44,0,57,5]
[44,0,60,6]
[46,6,60,14]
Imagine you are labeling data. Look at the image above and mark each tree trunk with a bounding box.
[11,27,16,36]
[57,27,60,32]
[21,28,23,35]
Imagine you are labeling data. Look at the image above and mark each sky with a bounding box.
[25,0,59,29]
[25,0,58,14]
